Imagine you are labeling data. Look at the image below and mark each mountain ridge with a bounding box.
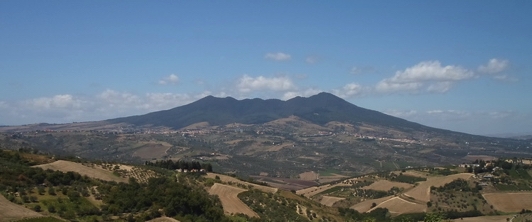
[108,92,443,134]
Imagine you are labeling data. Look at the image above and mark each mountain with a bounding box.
[109,92,440,133]
[3,92,531,180]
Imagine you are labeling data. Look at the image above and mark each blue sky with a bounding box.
[1,1,531,135]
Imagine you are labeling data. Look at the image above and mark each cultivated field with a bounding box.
[34,160,128,183]
[208,183,259,217]
[133,141,172,160]
[205,173,278,193]
[372,196,426,215]
[362,180,412,191]
[451,215,512,222]
[320,196,345,207]
[403,173,473,203]
[299,171,319,180]
[0,194,43,222]
[483,192,532,212]
[350,195,394,212]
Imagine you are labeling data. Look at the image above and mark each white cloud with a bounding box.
[384,109,418,118]
[333,83,364,98]
[305,56,319,64]
[282,88,322,100]
[264,52,291,61]
[493,74,518,82]
[478,58,509,74]
[24,94,84,109]
[158,74,180,85]
[376,61,474,93]
[236,75,296,93]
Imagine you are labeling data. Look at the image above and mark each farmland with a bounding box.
[208,183,259,217]
[34,160,128,183]
[483,192,532,212]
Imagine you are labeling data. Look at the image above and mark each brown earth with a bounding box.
[34,160,128,183]
[0,194,43,222]
[483,192,532,212]
[362,180,412,191]
[208,183,258,217]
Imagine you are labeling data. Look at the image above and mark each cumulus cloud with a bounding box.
[264,52,291,61]
[0,90,218,125]
[158,74,180,85]
[332,83,365,98]
[376,61,474,93]
[478,58,509,74]
[236,75,296,93]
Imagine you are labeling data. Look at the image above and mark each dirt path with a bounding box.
[208,183,259,217]
[0,194,43,222]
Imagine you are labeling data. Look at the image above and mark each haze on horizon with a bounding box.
[1,1,531,136]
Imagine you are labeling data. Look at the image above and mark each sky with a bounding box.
[1,1,531,136]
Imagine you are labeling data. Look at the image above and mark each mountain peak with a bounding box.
[109,93,427,131]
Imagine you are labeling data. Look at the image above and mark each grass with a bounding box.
[319,168,341,176]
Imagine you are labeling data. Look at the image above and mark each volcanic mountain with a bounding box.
[109,92,440,133]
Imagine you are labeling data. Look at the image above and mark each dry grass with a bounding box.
[371,197,426,215]
[208,183,259,217]
[205,173,278,193]
[320,196,345,207]
[403,173,473,203]
[450,215,511,222]
[350,195,394,212]
[362,180,412,191]
[483,192,532,212]
[34,160,128,183]
[0,194,43,222]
